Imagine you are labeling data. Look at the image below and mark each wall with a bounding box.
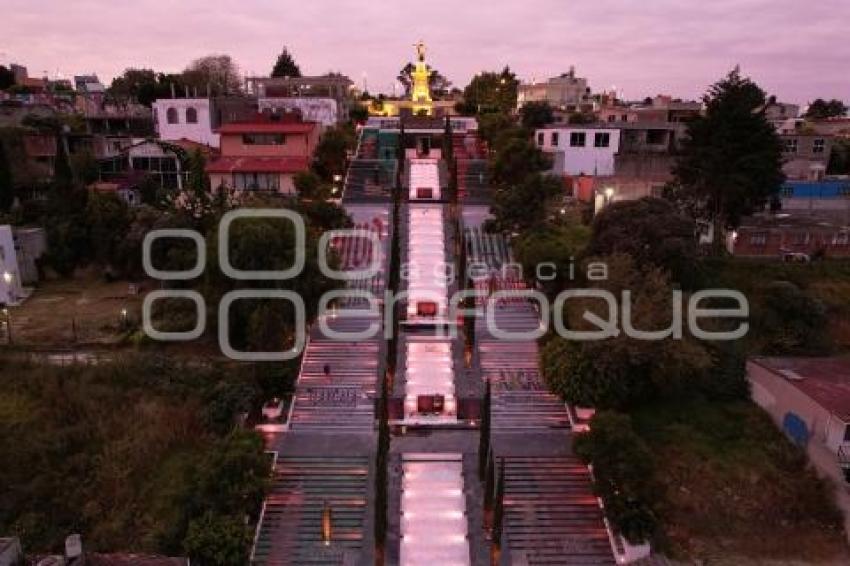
[259,97,339,126]
[210,172,297,196]
[153,98,219,147]
[536,127,620,176]
[219,131,316,158]
[747,360,847,451]
[0,226,23,305]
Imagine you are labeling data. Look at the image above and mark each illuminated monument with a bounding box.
[410,40,433,115]
[365,41,457,118]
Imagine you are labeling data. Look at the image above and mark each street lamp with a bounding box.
[2,307,11,345]
[604,187,615,206]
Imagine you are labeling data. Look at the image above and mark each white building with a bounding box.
[535,126,620,176]
[0,226,24,305]
[152,98,219,147]
[258,97,338,127]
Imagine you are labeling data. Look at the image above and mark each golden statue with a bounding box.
[414,40,426,62]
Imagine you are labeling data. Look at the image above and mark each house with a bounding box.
[153,98,219,147]
[206,112,319,194]
[245,74,354,121]
[779,179,850,212]
[99,139,190,194]
[730,212,850,258]
[748,357,850,509]
[535,125,620,176]
[0,537,22,566]
[780,131,833,180]
[517,68,593,112]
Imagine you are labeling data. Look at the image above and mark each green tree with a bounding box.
[487,173,561,233]
[271,46,302,78]
[758,281,829,355]
[85,192,130,268]
[461,68,518,115]
[294,171,329,201]
[587,197,700,288]
[574,411,658,543]
[489,136,552,187]
[514,221,590,296]
[183,512,252,566]
[312,127,354,181]
[478,379,491,481]
[804,98,847,120]
[183,55,242,96]
[519,101,554,130]
[672,68,785,253]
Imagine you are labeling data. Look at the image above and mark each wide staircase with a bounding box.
[252,455,370,566]
[466,229,570,432]
[288,316,380,433]
[343,159,394,202]
[500,456,615,566]
[453,133,488,203]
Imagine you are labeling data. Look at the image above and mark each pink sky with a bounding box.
[3,0,848,105]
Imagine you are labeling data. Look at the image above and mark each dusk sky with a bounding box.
[3,0,848,105]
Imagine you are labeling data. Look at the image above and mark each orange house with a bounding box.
[206,114,320,195]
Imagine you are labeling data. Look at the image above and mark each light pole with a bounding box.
[604,187,614,206]
[2,307,11,345]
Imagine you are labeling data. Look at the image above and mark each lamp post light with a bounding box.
[2,307,11,345]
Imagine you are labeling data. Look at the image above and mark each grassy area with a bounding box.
[632,397,849,562]
[0,355,272,558]
[6,273,146,347]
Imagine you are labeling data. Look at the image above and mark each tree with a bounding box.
[671,68,784,254]
[183,512,252,566]
[183,55,242,95]
[397,63,451,98]
[478,379,491,481]
[488,173,561,233]
[461,68,518,115]
[519,101,554,130]
[804,98,847,120]
[312,127,354,181]
[271,47,301,78]
[489,136,552,187]
[758,281,829,355]
[574,411,658,543]
[587,197,700,288]
[294,171,329,201]
[85,192,130,268]
[514,221,590,296]
[0,141,13,211]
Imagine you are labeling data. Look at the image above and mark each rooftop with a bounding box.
[205,155,309,174]
[214,116,317,135]
[752,357,850,421]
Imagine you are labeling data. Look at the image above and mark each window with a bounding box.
[750,232,767,246]
[551,132,559,147]
[607,114,616,123]
[594,132,611,148]
[813,138,825,154]
[233,172,280,191]
[783,138,798,153]
[844,424,850,442]
[833,232,848,246]
[186,107,198,124]
[243,133,285,145]
[569,132,586,147]
[646,129,667,145]
[166,107,178,124]
[792,232,811,245]
[537,132,544,146]
[781,186,794,197]
[621,114,628,122]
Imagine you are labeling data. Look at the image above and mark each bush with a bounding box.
[758,280,829,354]
[574,411,658,544]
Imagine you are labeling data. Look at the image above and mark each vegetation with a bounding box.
[670,68,785,253]
[0,356,273,559]
[574,412,658,543]
[804,98,847,120]
[518,101,554,129]
[459,68,518,115]
[271,46,301,78]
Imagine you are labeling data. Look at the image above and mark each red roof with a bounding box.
[206,156,309,174]
[753,357,850,421]
[215,122,317,135]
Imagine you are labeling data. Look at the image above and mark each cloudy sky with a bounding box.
[3,0,848,104]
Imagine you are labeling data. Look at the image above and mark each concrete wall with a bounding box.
[153,98,219,147]
[536,127,620,176]
[210,172,297,195]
